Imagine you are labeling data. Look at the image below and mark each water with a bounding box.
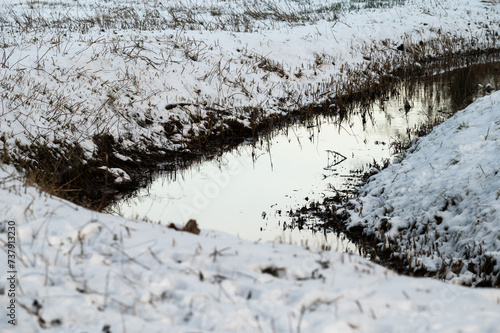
[106,62,500,252]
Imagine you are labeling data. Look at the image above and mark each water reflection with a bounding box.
[106,62,500,252]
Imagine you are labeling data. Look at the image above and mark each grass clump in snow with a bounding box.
[11,135,143,209]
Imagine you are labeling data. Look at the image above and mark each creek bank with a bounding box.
[3,0,500,210]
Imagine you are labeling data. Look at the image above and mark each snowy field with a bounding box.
[1,0,500,331]
[0,0,498,166]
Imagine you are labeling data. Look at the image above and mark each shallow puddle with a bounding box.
[106,61,500,252]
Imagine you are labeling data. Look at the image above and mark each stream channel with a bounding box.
[106,61,500,253]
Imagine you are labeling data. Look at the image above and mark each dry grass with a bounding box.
[0,0,409,34]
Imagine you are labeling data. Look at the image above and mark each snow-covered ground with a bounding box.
[0,0,498,164]
[1,162,500,332]
[347,90,500,287]
[1,0,500,331]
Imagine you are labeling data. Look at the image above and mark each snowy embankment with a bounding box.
[1,164,500,332]
[348,90,500,287]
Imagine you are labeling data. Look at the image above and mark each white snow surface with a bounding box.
[348,91,500,285]
[1,162,500,332]
[97,167,132,184]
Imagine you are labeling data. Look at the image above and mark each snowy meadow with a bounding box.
[1,0,500,331]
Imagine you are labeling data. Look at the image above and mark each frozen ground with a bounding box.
[1,0,500,331]
[347,90,500,287]
[1,162,500,332]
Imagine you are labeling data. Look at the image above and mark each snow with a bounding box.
[97,167,132,183]
[348,91,500,285]
[1,162,500,332]
[1,0,500,331]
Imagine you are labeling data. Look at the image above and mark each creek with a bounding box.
[106,61,500,252]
